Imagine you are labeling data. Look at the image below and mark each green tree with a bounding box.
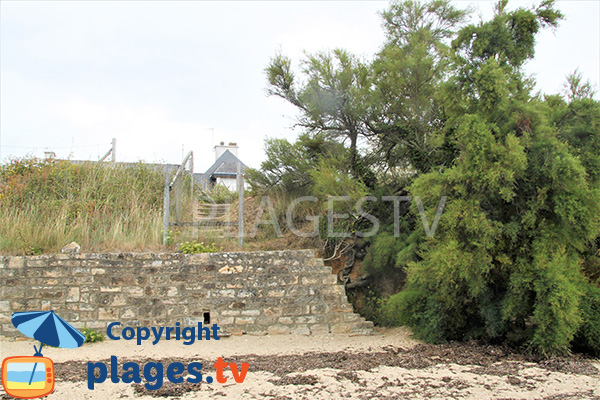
[246,133,347,194]
[369,0,468,173]
[384,1,600,356]
[266,50,372,177]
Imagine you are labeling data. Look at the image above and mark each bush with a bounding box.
[380,290,449,343]
[179,241,221,254]
[572,283,600,357]
[82,328,104,343]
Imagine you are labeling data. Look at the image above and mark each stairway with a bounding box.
[194,202,236,238]
[205,249,375,336]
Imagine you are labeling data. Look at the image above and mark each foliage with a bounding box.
[392,1,600,356]
[364,232,406,276]
[255,0,599,357]
[179,241,222,254]
[81,328,105,344]
[452,0,562,69]
[381,289,449,343]
[573,283,600,357]
[246,133,347,194]
[347,286,386,327]
[0,158,165,254]
[164,230,175,246]
[207,183,235,204]
[266,50,371,176]
[371,0,468,174]
[247,133,368,245]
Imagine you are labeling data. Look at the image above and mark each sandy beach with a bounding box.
[1,327,598,399]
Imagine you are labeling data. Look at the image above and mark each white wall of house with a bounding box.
[215,177,248,192]
[216,177,237,191]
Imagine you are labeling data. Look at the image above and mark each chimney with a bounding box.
[214,141,239,160]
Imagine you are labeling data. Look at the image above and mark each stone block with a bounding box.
[286,287,309,297]
[120,307,137,320]
[123,286,144,297]
[221,310,240,316]
[234,316,255,325]
[263,307,282,317]
[255,316,278,325]
[218,317,234,325]
[343,313,360,322]
[100,286,121,293]
[65,287,80,303]
[310,324,330,336]
[311,304,330,314]
[267,325,290,335]
[267,289,285,297]
[295,315,321,324]
[26,259,47,267]
[86,321,106,329]
[41,301,51,311]
[8,257,24,269]
[98,307,119,320]
[331,323,353,334]
[291,325,311,336]
[237,289,256,298]
[301,276,321,285]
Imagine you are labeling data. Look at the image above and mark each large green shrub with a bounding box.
[385,2,600,356]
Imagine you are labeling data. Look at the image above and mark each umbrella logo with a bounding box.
[1,311,85,399]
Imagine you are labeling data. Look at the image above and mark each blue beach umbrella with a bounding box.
[12,311,85,386]
[12,311,85,353]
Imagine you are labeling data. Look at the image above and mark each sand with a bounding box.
[1,327,599,399]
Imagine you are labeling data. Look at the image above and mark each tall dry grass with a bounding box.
[0,158,166,254]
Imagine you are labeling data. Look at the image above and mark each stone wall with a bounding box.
[0,250,373,338]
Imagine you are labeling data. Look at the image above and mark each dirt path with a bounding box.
[1,328,598,399]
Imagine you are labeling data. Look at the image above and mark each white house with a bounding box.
[198,142,246,192]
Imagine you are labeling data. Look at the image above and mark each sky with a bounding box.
[1,0,599,173]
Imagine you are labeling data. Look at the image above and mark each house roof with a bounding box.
[204,150,246,178]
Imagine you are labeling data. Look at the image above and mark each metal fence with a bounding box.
[162,152,244,246]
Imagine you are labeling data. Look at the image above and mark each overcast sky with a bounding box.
[1,0,598,173]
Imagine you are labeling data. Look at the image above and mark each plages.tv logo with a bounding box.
[1,311,85,399]
[86,321,250,390]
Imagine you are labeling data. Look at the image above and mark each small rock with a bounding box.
[62,242,81,254]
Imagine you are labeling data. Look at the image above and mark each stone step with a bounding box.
[197,203,231,209]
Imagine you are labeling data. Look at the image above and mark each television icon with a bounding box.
[1,356,55,399]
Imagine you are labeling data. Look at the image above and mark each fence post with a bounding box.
[189,152,194,199]
[176,174,182,223]
[189,152,196,238]
[163,169,170,246]
[237,162,244,247]
[111,138,117,163]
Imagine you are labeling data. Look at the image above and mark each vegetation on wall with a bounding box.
[0,159,165,254]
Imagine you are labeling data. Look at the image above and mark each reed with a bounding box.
[0,158,165,254]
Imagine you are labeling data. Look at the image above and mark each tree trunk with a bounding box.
[349,132,358,177]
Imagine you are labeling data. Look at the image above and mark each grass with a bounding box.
[0,158,166,254]
[0,157,325,255]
